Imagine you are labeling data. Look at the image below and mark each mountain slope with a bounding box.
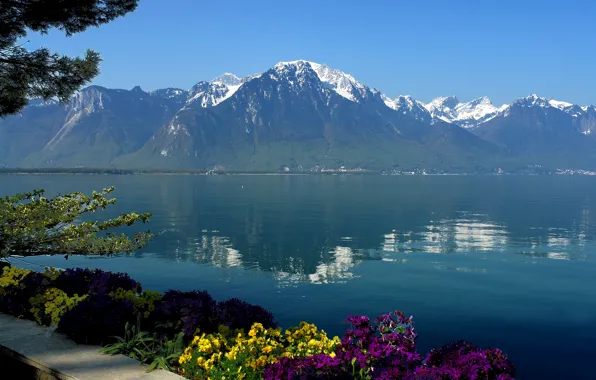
[20,86,186,167]
[1,60,595,172]
[118,61,497,171]
[472,95,596,168]
[0,101,67,166]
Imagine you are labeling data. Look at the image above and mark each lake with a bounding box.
[2,174,595,379]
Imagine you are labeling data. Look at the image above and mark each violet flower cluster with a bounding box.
[263,311,516,380]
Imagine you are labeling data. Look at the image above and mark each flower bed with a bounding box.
[0,266,516,379]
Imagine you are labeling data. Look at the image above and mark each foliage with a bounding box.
[145,332,186,373]
[0,0,138,116]
[53,267,141,296]
[101,317,185,373]
[112,288,162,319]
[0,266,34,317]
[100,318,154,361]
[29,287,87,326]
[0,266,31,290]
[57,293,137,345]
[151,290,217,339]
[178,322,340,379]
[215,297,277,332]
[0,260,10,271]
[0,265,276,350]
[0,187,153,258]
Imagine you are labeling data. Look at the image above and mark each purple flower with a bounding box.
[422,340,516,379]
[337,310,422,376]
[263,354,349,379]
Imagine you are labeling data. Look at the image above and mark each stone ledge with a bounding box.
[0,313,185,380]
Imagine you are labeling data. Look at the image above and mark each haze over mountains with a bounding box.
[1,60,595,172]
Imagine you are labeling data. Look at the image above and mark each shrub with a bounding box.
[29,288,87,326]
[57,294,136,345]
[0,266,31,290]
[0,267,37,318]
[151,290,217,339]
[88,269,141,295]
[53,268,141,297]
[112,288,162,321]
[0,261,11,271]
[215,297,277,332]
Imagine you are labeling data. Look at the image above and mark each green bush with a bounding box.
[29,288,87,326]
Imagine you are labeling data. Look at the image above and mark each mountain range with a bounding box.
[1,60,595,172]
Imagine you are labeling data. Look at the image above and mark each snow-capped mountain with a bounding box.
[150,88,188,101]
[270,60,379,103]
[424,96,507,128]
[425,96,460,122]
[383,95,433,123]
[123,59,490,170]
[211,73,242,87]
[307,61,369,102]
[186,73,243,108]
[3,60,596,171]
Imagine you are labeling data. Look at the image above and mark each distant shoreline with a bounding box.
[0,168,374,175]
[1,168,596,176]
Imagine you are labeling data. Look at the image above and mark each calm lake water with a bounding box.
[2,175,595,379]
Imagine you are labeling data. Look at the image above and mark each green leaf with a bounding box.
[0,187,153,258]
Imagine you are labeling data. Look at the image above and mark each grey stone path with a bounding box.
[0,313,184,380]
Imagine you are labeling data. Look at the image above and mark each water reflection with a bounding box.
[1,175,594,285]
[153,208,591,286]
[383,215,509,255]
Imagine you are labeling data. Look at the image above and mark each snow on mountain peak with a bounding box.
[424,96,459,122]
[467,96,492,106]
[455,97,502,121]
[308,62,366,102]
[382,95,432,122]
[514,94,551,108]
[273,60,368,103]
[388,95,423,111]
[273,60,314,74]
[183,72,245,109]
[211,73,241,87]
[548,99,573,110]
[422,95,508,128]
[427,96,459,110]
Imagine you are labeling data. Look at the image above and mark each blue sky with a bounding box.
[24,0,596,106]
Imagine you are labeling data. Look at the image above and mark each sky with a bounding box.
[24,0,596,106]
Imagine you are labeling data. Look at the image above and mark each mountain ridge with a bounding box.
[1,60,595,172]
